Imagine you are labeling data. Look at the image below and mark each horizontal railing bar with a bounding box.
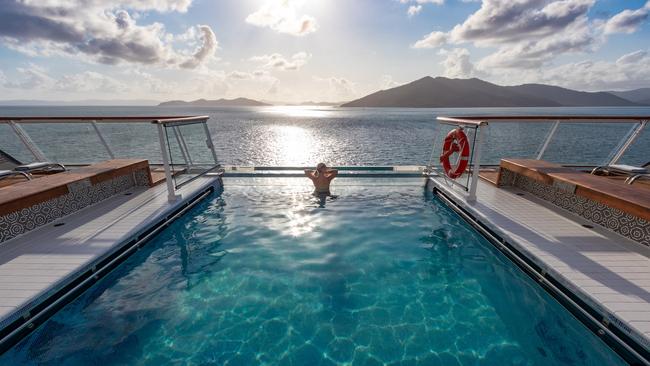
[250,166,399,171]
[152,116,209,126]
[437,117,487,126]
[223,172,424,178]
[440,116,650,123]
[0,116,195,123]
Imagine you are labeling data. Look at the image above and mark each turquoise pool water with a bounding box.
[1,178,626,365]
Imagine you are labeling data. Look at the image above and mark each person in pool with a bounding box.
[304,163,338,196]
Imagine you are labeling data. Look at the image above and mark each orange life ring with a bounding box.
[439,128,470,179]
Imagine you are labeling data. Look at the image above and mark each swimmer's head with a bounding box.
[316,163,327,172]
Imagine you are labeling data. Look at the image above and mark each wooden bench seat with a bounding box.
[0,159,152,217]
[499,159,650,221]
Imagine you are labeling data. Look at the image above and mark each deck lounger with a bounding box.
[591,162,649,184]
[0,169,32,181]
[14,162,66,174]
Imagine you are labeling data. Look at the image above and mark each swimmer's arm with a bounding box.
[304,169,316,179]
[327,169,338,180]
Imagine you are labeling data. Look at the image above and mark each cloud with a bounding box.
[0,1,217,68]
[380,75,400,89]
[314,76,358,100]
[448,0,594,45]
[250,52,311,71]
[228,71,253,80]
[408,5,423,17]
[477,16,595,69]
[603,2,650,35]
[179,25,218,69]
[246,0,318,36]
[413,0,634,71]
[538,49,650,90]
[400,0,443,16]
[412,31,447,48]
[3,64,55,89]
[439,48,475,78]
[2,64,128,93]
[413,1,650,73]
[56,71,128,92]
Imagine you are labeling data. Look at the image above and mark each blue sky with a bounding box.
[0,0,649,103]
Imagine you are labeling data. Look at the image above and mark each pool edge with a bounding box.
[0,180,221,355]
[428,180,649,366]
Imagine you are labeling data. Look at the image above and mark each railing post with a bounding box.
[157,123,180,202]
[91,121,115,159]
[607,120,646,165]
[537,120,560,160]
[8,120,48,162]
[202,122,219,164]
[467,123,486,202]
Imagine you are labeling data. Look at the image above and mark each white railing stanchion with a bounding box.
[156,123,180,202]
[91,121,115,159]
[8,120,48,162]
[537,120,560,160]
[608,120,647,165]
[467,124,486,202]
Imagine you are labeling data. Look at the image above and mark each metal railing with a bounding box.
[152,116,220,200]
[0,115,219,201]
[431,116,649,202]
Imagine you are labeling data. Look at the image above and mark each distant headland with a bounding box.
[342,77,649,108]
[158,97,270,107]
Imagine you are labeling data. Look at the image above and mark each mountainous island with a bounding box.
[342,77,647,108]
[158,97,270,107]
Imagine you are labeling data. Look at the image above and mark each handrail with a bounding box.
[440,116,649,123]
[437,117,487,126]
[0,116,194,123]
[152,115,209,126]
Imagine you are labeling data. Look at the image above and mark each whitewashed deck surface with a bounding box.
[0,176,219,326]
[429,177,650,351]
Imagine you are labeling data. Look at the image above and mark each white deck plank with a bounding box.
[430,177,650,350]
[0,176,218,326]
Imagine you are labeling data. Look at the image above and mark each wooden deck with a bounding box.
[0,160,152,217]
[499,159,650,221]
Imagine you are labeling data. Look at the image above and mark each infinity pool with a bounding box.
[0,178,626,365]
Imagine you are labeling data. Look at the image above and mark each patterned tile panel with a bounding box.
[503,169,650,247]
[0,168,150,244]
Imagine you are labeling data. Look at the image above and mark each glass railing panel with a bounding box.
[0,124,33,163]
[95,122,161,163]
[481,122,552,165]
[617,126,649,167]
[164,121,218,189]
[542,123,632,166]
[19,122,110,165]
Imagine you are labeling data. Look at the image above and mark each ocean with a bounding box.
[1,105,649,167]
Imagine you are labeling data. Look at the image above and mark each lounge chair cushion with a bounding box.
[0,170,14,178]
[14,162,64,172]
[607,164,647,174]
[0,170,31,180]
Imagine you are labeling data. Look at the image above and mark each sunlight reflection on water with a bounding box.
[266,125,319,166]
[262,106,335,118]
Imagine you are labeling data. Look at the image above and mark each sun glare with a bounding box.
[269,125,318,165]
[264,105,334,118]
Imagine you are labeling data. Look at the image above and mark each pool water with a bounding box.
[1,178,626,365]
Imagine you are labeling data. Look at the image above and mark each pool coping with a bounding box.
[0,175,222,354]
[427,176,650,365]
